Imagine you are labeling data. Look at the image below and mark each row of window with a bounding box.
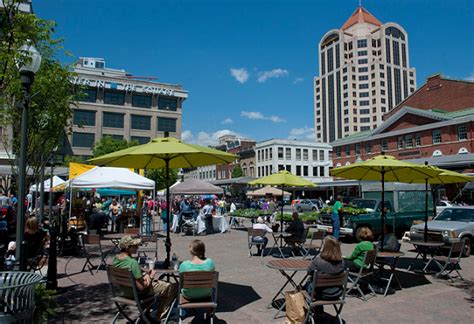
[74,110,176,132]
[334,125,469,157]
[257,147,326,162]
[79,88,178,111]
[72,132,154,148]
[257,165,326,178]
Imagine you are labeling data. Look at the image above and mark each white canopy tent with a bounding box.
[30,176,65,192]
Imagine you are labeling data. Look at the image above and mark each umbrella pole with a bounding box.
[280,186,284,248]
[381,171,385,252]
[424,179,428,242]
[165,159,171,268]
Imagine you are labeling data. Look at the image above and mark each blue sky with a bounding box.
[35,0,474,145]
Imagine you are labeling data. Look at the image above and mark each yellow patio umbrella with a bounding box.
[331,153,442,250]
[89,137,236,266]
[249,170,315,244]
[408,163,474,242]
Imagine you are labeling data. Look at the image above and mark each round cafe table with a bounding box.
[103,233,131,254]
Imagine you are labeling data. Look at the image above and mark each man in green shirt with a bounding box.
[332,195,343,240]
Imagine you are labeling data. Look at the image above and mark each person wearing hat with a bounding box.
[251,217,273,256]
[113,235,177,321]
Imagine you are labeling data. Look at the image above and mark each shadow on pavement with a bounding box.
[216,281,261,312]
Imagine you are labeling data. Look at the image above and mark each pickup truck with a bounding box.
[317,198,427,240]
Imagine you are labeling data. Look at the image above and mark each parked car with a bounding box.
[436,200,456,216]
[410,207,474,256]
[295,199,319,212]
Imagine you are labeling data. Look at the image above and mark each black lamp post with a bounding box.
[16,43,42,271]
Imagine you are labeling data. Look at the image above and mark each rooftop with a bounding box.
[341,6,382,30]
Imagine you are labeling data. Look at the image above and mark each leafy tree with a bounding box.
[231,165,243,178]
[146,169,179,191]
[92,136,139,158]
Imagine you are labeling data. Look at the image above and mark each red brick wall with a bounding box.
[384,114,442,132]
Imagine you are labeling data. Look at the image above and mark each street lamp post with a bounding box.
[16,44,41,271]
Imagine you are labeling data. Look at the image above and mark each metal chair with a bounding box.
[303,270,349,324]
[247,228,267,258]
[347,250,377,301]
[303,230,325,259]
[432,240,466,282]
[178,271,219,324]
[180,212,197,236]
[290,227,310,257]
[81,234,109,274]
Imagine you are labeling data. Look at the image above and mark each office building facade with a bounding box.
[314,6,416,142]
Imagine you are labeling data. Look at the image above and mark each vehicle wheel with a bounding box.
[461,236,471,257]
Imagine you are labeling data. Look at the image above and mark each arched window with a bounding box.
[385,27,405,40]
[321,33,339,49]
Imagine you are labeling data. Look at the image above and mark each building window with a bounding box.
[397,136,404,149]
[345,145,350,156]
[131,136,150,144]
[78,88,97,103]
[319,166,325,177]
[319,150,325,161]
[360,109,370,114]
[132,94,152,108]
[285,148,291,159]
[286,165,291,172]
[103,112,124,128]
[158,97,178,111]
[303,166,309,176]
[358,50,367,56]
[278,147,284,159]
[278,164,285,171]
[296,165,301,176]
[312,149,318,161]
[359,84,369,89]
[335,147,341,158]
[355,143,361,155]
[131,115,151,130]
[158,117,177,132]
[359,75,369,81]
[358,67,368,73]
[72,132,95,148]
[458,125,468,140]
[432,130,442,144]
[381,139,388,152]
[269,148,273,159]
[359,92,369,97]
[360,117,370,123]
[303,149,309,161]
[73,109,95,126]
[357,39,367,48]
[405,134,413,148]
[257,150,260,162]
[415,133,421,146]
[104,90,125,105]
[296,149,301,160]
[365,141,372,153]
[360,100,370,106]
[358,58,368,64]
[313,167,319,177]
[265,149,268,160]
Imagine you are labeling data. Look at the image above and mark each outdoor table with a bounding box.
[408,241,445,272]
[375,251,404,297]
[268,232,292,258]
[266,259,311,319]
[196,215,229,234]
[103,233,130,254]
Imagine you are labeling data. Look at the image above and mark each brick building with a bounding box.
[331,75,474,170]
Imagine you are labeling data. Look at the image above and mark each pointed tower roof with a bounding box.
[341,6,382,30]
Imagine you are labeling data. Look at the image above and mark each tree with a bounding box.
[92,136,139,158]
[231,165,243,178]
[146,169,179,191]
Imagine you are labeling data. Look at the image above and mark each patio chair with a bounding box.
[303,230,325,259]
[137,234,159,260]
[290,227,310,257]
[178,271,219,324]
[106,265,158,324]
[347,249,377,301]
[81,234,109,274]
[431,240,465,282]
[181,212,197,236]
[303,270,349,324]
[247,228,267,258]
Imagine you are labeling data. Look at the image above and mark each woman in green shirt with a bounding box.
[344,226,375,272]
[179,239,215,300]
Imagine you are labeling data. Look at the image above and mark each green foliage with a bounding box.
[231,165,243,178]
[92,136,139,158]
[230,209,319,222]
[320,206,368,215]
[146,168,179,191]
[34,283,56,323]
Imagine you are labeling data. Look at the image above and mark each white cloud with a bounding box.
[293,77,304,84]
[221,118,234,125]
[257,68,289,83]
[181,129,240,146]
[466,73,474,81]
[230,68,249,84]
[241,111,286,123]
[288,127,315,140]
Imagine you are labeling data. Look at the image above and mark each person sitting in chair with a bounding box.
[252,217,273,255]
[113,236,177,321]
[344,226,375,272]
[283,212,305,250]
[377,224,399,252]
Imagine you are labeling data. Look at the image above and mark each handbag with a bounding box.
[285,290,308,324]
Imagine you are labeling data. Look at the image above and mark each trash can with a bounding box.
[0,272,43,323]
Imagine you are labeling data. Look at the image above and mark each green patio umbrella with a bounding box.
[89,137,236,266]
[331,153,441,250]
[409,163,474,242]
[248,170,316,246]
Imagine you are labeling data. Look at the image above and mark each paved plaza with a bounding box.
[51,222,474,323]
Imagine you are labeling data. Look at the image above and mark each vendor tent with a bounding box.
[247,186,291,197]
[64,166,154,190]
[30,176,65,192]
[171,179,223,195]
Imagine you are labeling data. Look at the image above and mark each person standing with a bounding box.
[332,195,343,240]
[202,200,214,235]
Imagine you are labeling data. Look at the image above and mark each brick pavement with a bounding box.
[50,225,474,323]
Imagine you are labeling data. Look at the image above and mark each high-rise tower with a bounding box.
[314,6,416,143]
